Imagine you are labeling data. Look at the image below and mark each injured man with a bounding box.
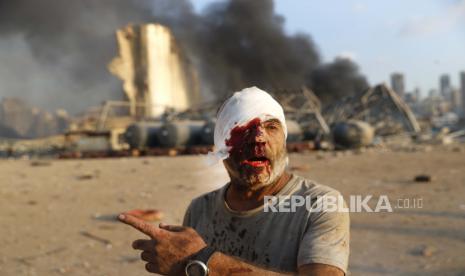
[119,87,350,276]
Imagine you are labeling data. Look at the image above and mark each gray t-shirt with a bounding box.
[183,174,350,274]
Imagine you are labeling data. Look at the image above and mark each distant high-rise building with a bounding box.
[440,74,451,99]
[461,71,465,115]
[414,87,421,102]
[390,73,405,98]
[451,88,461,111]
[429,89,438,98]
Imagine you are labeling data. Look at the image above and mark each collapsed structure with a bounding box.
[274,87,330,137]
[0,23,436,157]
[323,84,421,136]
[62,23,203,154]
[108,23,200,118]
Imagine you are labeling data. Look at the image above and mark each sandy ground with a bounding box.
[0,145,464,276]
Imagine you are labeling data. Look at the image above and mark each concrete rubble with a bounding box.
[323,83,421,136]
[1,25,464,158]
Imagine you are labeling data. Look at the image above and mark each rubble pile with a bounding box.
[1,82,464,159]
[0,98,69,139]
[323,84,421,136]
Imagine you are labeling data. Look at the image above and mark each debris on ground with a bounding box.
[289,165,311,172]
[414,174,432,182]
[16,247,68,266]
[324,84,420,136]
[411,245,437,257]
[76,173,94,180]
[80,231,112,247]
[30,160,52,167]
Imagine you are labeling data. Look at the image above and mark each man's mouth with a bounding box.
[241,156,270,167]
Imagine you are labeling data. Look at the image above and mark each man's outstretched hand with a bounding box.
[118,213,207,275]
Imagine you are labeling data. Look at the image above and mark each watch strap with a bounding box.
[190,246,216,264]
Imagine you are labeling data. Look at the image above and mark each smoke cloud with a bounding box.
[0,0,368,115]
[0,0,161,114]
[311,57,370,103]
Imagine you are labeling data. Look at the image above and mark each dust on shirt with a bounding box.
[183,174,350,274]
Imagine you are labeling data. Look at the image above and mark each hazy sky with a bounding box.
[193,0,465,96]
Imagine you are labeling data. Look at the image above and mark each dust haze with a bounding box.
[0,0,368,114]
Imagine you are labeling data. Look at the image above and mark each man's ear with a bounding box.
[223,158,240,179]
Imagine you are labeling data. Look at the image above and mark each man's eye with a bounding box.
[266,124,278,130]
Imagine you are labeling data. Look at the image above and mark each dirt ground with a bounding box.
[0,144,464,276]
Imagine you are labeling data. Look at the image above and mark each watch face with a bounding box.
[186,261,207,276]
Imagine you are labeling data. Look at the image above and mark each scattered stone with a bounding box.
[80,231,112,246]
[344,150,353,156]
[121,255,140,263]
[414,174,432,182]
[30,160,51,167]
[289,165,311,172]
[411,245,436,257]
[316,152,326,160]
[422,264,431,270]
[316,141,331,150]
[76,173,93,180]
[92,213,120,222]
[422,146,433,152]
[27,200,38,205]
[421,246,436,257]
[98,224,116,231]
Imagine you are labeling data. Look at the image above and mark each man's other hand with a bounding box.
[118,213,207,275]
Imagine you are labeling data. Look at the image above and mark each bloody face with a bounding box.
[223,117,287,190]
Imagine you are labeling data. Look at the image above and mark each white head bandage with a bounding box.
[207,86,287,164]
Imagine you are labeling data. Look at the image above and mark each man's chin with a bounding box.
[228,152,288,190]
[239,172,273,190]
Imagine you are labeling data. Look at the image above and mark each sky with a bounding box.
[192,0,465,97]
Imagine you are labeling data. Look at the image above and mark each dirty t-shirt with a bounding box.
[183,174,350,274]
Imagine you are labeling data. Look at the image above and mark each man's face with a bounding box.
[223,117,287,190]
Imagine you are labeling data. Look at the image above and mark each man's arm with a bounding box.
[119,214,343,275]
[208,252,344,276]
[298,263,345,276]
[207,252,291,275]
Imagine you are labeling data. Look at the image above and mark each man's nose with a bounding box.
[252,125,266,143]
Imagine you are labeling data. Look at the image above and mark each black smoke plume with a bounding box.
[0,0,368,115]
[311,58,370,103]
[0,0,162,114]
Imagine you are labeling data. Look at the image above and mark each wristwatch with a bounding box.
[185,246,216,276]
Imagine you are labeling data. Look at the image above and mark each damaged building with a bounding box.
[108,23,200,118]
[323,84,421,136]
